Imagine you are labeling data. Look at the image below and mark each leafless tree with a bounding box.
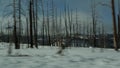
[26,17,30,48]
[33,0,38,48]
[111,0,118,51]
[117,0,120,50]
[91,0,97,48]
[40,0,45,45]
[46,1,51,45]
[13,0,20,49]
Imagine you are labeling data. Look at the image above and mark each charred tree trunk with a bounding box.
[13,0,20,49]
[91,0,97,47]
[41,0,45,45]
[75,8,79,47]
[35,0,38,48]
[60,11,62,38]
[70,9,73,37]
[46,1,51,45]
[29,0,34,48]
[32,0,38,48]
[51,0,55,42]
[64,3,68,38]
[72,24,75,47]
[102,23,106,48]
[111,0,119,51]
[26,17,30,48]
[118,0,120,50]
[18,0,22,47]
[67,5,72,38]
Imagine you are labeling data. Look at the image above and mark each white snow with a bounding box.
[0,42,120,68]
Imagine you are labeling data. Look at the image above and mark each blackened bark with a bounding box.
[111,0,119,51]
[29,0,33,48]
[13,0,20,49]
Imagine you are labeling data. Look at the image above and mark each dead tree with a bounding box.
[59,10,62,38]
[55,7,59,46]
[46,1,51,45]
[64,0,70,48]
[18,0,22,47]
[98,23,101,48]
[89,22,93,47]
[91,0,97,47]
[111,0,119,51]
[0,20,3,40]
[67,5,72,38]
[51,0,56,43]
[102,23,106,48]
[75,8,79,47]
[26,17,30,48]
[64,0,69,39]
[29,0,34,48]
[83,22,86,47]
[99,0,118,50]
[117,0,120,50]
[33,0,38,48]
[86,21,89,47]
[41,0,45,45]
[70,9,73,36]
[57,0,69,54]
[72,23,75,47]
[13,0,20,49]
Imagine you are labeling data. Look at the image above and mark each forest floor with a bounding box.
[0,42,120,68]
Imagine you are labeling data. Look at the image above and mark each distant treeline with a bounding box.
[0,34,114,48]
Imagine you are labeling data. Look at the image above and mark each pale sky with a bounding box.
[0,0,119,34]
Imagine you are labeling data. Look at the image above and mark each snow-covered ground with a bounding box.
[0,42,120,68]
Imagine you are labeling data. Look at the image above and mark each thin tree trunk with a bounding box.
[51,0,55,42]
[41,0,45,45]
[35,0,38,48]
[29,0,34,48]
[117,0,120,50]
[13,0,20,49]
[18,0,21,47]
[46,1,51,45]
[67,5,71,38]
[26,17,30,48]
[91,0,97,47]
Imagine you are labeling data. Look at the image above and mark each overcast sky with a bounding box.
[0,0,119,34]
